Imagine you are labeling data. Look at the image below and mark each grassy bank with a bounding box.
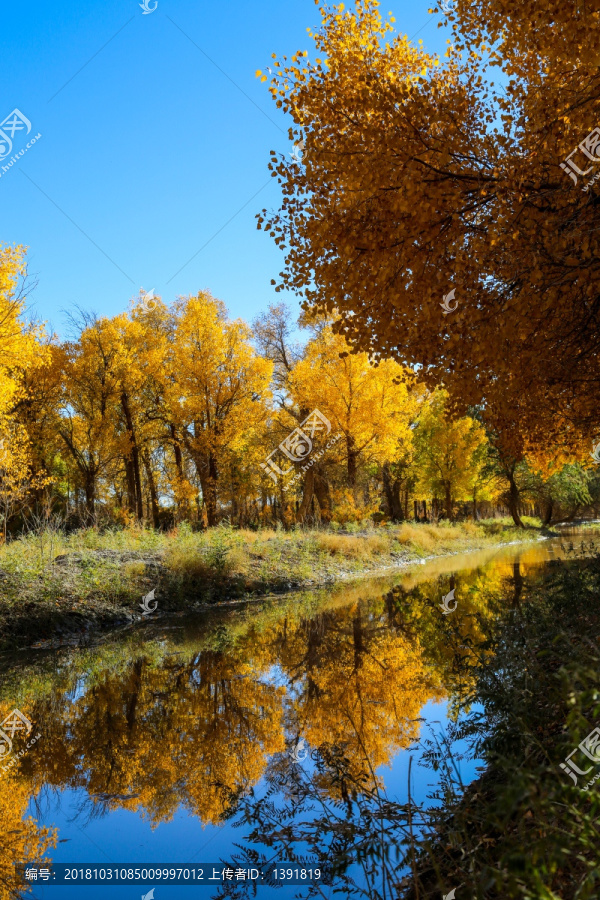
[212,547,600,900]
[0,518,545,649]
[397,550,600,900]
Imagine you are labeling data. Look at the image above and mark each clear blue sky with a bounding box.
[2,0,450,336]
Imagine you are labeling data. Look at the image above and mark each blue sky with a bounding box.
[2,0,451,337]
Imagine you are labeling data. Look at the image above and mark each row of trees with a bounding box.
[0,245,597,534]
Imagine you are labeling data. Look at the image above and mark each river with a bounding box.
[0,529,597,899]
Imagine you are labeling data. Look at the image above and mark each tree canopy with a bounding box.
[257,0,600,457]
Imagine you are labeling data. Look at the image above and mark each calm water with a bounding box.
[1,531,597,899]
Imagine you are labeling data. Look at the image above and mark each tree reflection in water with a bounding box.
[0,549,543,900]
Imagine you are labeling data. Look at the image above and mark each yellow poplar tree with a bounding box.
[0,245,51,531]
[166,292,273,525]
[257,0,600,457]
[413,389,489,519]
[289,325,421,489]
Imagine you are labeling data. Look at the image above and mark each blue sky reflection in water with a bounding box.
[16,536,570,899]
[26,705,482,899]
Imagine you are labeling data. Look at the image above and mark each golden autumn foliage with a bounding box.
[289,325,421,487]
[1,594,448,834]
[166,293,274,525]
[258,0,600,457]
[0,243,595,531]
[0,770,56,900]
[413,389,493,518]
[0,247,52,536]
[0,245,43,417]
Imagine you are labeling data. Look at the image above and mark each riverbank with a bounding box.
[399,548,600,900]
[0,519,548,650]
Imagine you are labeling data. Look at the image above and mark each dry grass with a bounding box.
[0,518,544,649]
[393,521,481,554]
[316,533,390,558]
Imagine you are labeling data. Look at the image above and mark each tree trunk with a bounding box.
[507,471,524,527]
[314,472,333,522]
[170,424,184,481]
[414,499,419,522]
[297,468,315,523]
[382,463,404,521]
[445,483,452,520]
[352,609,364,670]
[121,392,143,521]
[204,452,219,527]
[346,434,358,488]
[84,471,96,523]
[142,450,160,529]
[512,561,524,606]
[542,500,553,526]
[124,457,137,517]
[169,423,188,520]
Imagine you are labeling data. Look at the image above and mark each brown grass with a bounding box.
[316,533,390,558]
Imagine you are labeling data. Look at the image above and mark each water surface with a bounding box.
[1,530,597,899]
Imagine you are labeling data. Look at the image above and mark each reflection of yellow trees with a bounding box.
[269,604,445,786]
[381,561,534,713]
[306,628,442,776]
[9,600,449,829]
[32,652,285,827]
[4,570,527,838]
[0,770,56,900]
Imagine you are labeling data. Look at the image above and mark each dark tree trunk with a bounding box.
[124,457,137,516]
[170,424,184,481]
[121,392,143,521]
[125,659,144,731]
[385,591,396,627]
[191,446,219,528]
[512,561,524,606]
[507,470,524,527]
[382,463,404,521]
[142,450,160,529]
[84,471,96,523]
[352,610,364,670]
[414,499,419,522]
[314,472,333,522]
[346,434,358,487]
[297,468,315,522]
[542,500,553,526]
[204,452,219,527]
[169,423,188,519]
[445,483,452,520]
